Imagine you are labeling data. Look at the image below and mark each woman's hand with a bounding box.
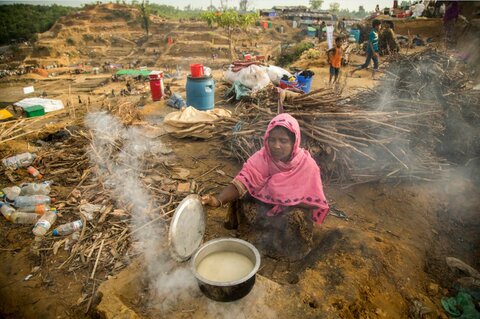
[201,194,221,207]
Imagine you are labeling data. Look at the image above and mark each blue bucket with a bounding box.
[296,74,313,93]
[186,75,215,110]
[349,29,360,43]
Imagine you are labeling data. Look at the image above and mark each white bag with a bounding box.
[265,65,292,85]
[223,65,271,91]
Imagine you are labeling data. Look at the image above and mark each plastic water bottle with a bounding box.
[2,186,21,201]
[10,212,39,224]
[14,195,55,208]
[17,204,50,214]
[53,220,83,236]
[20,181,52,196]
[32,210,57,236]
[27,166,43,179]
[2,153,36,169]
[0,202,15,221]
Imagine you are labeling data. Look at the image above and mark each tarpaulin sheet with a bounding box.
[14,98,64,113]
[116,69,152,77]
[164,106,231,139]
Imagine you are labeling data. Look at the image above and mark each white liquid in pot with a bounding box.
[196,251,254,282]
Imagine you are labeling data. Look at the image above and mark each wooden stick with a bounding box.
[90,238,105,279]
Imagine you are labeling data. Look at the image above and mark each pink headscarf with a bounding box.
[235,113,329,224]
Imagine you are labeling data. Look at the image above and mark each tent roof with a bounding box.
[14,98,64,113]
[116,69,152,77]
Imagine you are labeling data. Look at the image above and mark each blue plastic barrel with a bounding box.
[186,75,215,110]
[349,29,360,43]
[296,75,313,93]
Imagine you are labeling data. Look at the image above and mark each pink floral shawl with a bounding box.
[235,113,329,224]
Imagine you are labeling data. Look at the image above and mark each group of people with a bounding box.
[326,19,383,84]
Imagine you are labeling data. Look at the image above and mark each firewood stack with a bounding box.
[218,49,479,186]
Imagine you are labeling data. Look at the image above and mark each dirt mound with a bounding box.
[16,4,295,71]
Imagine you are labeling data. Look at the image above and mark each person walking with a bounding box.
[318,21,326,42]
[337,18,346,33]
[350,20,381,79]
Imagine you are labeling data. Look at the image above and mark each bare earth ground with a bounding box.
[1,5,479,319]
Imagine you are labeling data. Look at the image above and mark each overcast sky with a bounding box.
[0,0,395,12]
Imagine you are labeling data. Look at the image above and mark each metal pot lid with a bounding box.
[168,194,206,262]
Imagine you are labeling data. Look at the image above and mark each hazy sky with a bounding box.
[0,0,395,12]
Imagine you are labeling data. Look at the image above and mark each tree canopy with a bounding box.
[200,10,258,59]
[329,2,340,14]
[309,0,324,10]
[0,4,74,45]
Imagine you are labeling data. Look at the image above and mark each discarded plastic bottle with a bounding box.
[10,212,40,224]
[32,210,57,236]
[27,166,43,179]
[2,186,21,201]
[0,202,15,221]
[53,220,83,236]
[20,181,52,196]
[2,153,36,169]
[17,204,50,215]
[14,195,55,208]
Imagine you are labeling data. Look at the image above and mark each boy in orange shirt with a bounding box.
[328,37,344,84]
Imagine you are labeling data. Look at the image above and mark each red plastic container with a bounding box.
[279,80,298,90]
[149,71,164,101]
[190,64,204,78]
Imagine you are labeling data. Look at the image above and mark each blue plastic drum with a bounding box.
[186,76,215,110]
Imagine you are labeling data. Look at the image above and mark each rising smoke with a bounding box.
[85,112,277,317]
[85,112,198,312]
[350,47,480,183]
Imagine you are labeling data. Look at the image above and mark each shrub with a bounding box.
[277,41,314,67]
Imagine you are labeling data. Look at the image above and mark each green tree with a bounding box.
[139,0,150,37]
[0,4,74,45]
[200,10,258,59]
[220,0,229,11]
[329,2,340,13]
[239,0,248,12]
[358,5,365,15]
[309,0,324,10]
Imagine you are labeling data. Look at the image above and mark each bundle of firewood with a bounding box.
[216,49,478,186]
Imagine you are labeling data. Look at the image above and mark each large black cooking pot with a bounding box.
[191,238,261,302]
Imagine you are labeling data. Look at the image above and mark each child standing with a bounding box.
[328,37,344,84]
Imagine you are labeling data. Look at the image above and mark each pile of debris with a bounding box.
[0,101,210,311]
[218,49,479,185]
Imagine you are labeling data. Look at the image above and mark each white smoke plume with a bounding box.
[86,112,277,316]
[85,112,197,313]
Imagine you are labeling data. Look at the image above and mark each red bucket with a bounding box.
[190,64,204,78]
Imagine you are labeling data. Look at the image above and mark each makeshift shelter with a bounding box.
[115,69,152,77]
[14,98,65,113]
